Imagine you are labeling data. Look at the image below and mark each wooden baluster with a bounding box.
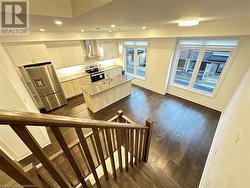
[36,166,60,188]
[124,129,129,172]
[50,127,88,188]
[24,163,50,188]
[116,128,123,173]
[92,128,109,181]
[0,149,36,187]
[90,135,101,164]
[134,129,139,166]
[130,129,134,167]
[143,120,154,162]
[111,129,117,150]
[11,125,69,188]
[101,129,108,158]
[76,128,101,187]
[138,129,144,163]
[105,128,117,179]
[53,157,74,187]
[77,144,91,174]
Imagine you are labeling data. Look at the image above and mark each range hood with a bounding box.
[83,40,100,61]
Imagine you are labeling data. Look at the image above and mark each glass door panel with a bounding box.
[173,49,200,86]
[193,50,230,93]
[136,48,147,77]
[125,47,135,74]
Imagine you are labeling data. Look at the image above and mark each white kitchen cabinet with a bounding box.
[71,46,85,65]
[5,44,50,66]
[61,76,91,99]
[46,42,85,69]
[28,44,50,63]
[47,48,64,69]
[59,47,75,67]
[61,80,75,98]
[5,45,34,66]
[97,40,119,60]
[105,66,122,78]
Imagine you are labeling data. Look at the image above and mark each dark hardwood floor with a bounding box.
[48,85,221,188]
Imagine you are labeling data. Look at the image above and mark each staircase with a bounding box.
[0,109,181,188]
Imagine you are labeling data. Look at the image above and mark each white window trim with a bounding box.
[124,44,148,80]
[170,42,238,97]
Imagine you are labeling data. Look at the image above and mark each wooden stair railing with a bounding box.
[0,109,153,188]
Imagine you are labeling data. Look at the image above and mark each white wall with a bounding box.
[0,44,51,161]
[167,36,250,111]
[199,67,250,188]
[120,38,176,94]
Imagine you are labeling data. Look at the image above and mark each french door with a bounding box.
[125,47,147,78]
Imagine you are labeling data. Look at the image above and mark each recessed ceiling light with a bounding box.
[178,19,199,26]
[80,29,84,32]
[142,26,146,30]
[40,28,45,31]
[54,20,62,25]
[111,24,116,28]
[109,30,112,33]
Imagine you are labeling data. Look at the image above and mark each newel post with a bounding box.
[143,119,154,162]
[117,110,124,123]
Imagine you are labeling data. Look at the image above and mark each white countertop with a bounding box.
[81,75,133,96]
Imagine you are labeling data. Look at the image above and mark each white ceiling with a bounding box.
[30,0,250,32]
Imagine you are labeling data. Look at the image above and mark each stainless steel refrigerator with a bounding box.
[24,62,67,111]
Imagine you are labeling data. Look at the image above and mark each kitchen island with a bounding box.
[82,75,133,113]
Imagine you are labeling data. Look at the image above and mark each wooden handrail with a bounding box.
[0,109,148,130]
[0,109,154,188]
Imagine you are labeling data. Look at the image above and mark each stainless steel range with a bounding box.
[24,62,67,111]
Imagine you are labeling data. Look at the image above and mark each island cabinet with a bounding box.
[82,75,132,113]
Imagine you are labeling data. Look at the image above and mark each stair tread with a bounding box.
[127,166,157,188]
[92,170,141,188]
[138,163,182,188]
[116,171,141,188]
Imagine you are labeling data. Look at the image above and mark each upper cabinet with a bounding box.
[96,39,119,60]
[28,45,50,63]
[46,41,85,69]
[5,44,50,66]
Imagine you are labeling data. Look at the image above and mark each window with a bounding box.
[124,41,148,79]
[171,39,239,95]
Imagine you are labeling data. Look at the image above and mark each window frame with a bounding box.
[124,43,148,80]
[170,42,237,97]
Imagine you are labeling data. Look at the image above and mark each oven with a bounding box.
[90,71,105,82]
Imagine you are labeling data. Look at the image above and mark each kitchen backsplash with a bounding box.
[55,58,119,78]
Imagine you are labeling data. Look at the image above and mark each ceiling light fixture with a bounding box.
[142,26,146,30]
[80,29,84,32]
[178,19,199,26]
[40,28,45,31]
[111,24,116,28]
[54,20,62,25]
[109,30,112,33]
